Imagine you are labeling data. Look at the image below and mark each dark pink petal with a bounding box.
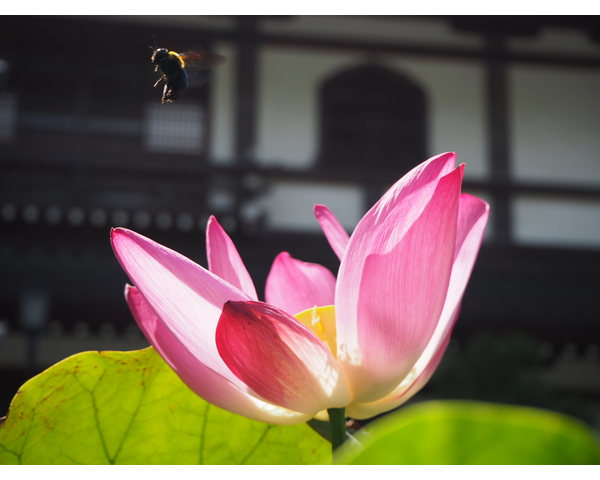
[125,286,312,424]
[206,215,258,300]
[265,252,336,315]
[314,204,350,261]
[111,227,250,389]
[216,301,352,414]
[336,166,463,403]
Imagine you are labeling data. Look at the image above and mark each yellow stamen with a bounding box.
[295,305,337,358]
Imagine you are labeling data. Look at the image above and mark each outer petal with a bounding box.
[345,308,456,419]
[206,215,258,300]
[265,252,336,315]
[216,301,352,414]
[126,286,312,425]
[438,194,490,327]
[111,227,251,389]
[345,194,490,418]
[314,204,350,261]
[336,166,463,403]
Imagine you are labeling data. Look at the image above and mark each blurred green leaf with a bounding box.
[335,401,600,465]
[0,347,330,464]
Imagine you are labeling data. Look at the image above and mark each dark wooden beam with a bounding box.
[485,34,512,247]
[234,16,259,164]
[5,158,600,201]
[233,16,261,232]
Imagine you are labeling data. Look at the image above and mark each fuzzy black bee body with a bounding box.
[151,47,226,104]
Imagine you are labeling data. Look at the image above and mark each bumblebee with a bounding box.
[151,47,227,103]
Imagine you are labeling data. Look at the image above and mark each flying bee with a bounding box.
[151,47,227,103]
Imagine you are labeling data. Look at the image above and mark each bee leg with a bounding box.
[153,75,166,88]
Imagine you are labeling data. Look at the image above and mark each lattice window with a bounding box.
[144,103,205,155]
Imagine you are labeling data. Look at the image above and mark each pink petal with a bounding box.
[404,195,489,387]
[206,215,258,300]
[126,286,312,425]
[345,308,457,419]
[429,193,490,359]
[345,194,489,418]
[265,252,336,315]
[314,204,350,261]
[336,166,464,403]
[216,301,352,414]
[111,227,251,389]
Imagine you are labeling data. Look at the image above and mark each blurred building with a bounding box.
[1,16,599,418]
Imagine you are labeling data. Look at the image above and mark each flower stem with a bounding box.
[327,407,346,452]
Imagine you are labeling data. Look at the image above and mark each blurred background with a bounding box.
[1,15,599,427]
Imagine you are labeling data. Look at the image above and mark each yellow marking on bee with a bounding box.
[168,51,185,68]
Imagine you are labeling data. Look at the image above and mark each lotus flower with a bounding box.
[111,152,489,425]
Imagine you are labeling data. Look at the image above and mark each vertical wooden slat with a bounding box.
[486,33,512,247]
[234,16,259,165]
[233,16,260,232]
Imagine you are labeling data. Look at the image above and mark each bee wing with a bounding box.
[179,53,228,71]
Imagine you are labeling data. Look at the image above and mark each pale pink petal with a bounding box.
[265,252,336,315]
[126,286,312,425]
[216,301,352,414]
[111,227,251,389]
[206,215,258,300]
[346,194,489,418]
[346,309,456,419]
[414,193,490,371]
[403,195,489,386]
[314,204,350,261]
[332,152,457,370]
[336,166,464,403]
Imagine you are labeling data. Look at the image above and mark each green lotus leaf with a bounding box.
[335,400,600,465]
[0,347,330,464]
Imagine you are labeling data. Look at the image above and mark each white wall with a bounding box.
[510,65,600,249]
[510,65,600,186]
[514,196,600,249]
[259,181,365,233]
